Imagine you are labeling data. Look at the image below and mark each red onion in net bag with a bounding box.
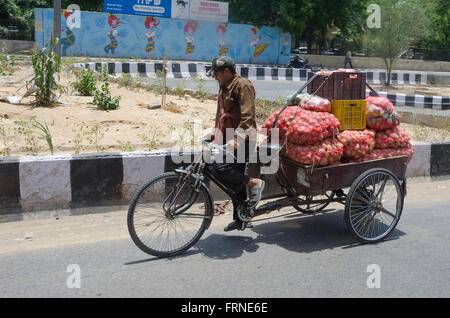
[283,138,344,166]
[375,126,411,149]
[344,143,415,164]
[337,129,376,159]
[300,96,332,112]
[366,96,401,130]
[261,107,340,145]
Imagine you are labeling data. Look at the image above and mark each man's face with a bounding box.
[215,68,233,87]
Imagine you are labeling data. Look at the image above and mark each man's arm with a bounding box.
[236,84,257,140]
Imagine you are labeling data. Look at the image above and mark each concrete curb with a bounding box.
[75,62,433,85]
[74,62,450,110]
[0,142,449,223]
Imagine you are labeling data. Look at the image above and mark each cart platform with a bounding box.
[280,155,408,197]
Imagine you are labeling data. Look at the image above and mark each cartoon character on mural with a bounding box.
[184,21,197,60]
[144,17,160,59]
[104,14,124,57]
[217,23,229,57]
[250,26,268,63]
[60,10,76,56]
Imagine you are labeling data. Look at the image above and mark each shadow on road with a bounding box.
[125,209,406,264]
[195,209,406,259]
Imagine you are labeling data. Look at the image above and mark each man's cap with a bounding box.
[206,56,235,77]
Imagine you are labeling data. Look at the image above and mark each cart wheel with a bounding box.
[345,168,404,244]
[293,191,335,214]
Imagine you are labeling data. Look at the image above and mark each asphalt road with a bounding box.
[0,177,449,298]
[163,78,306,102]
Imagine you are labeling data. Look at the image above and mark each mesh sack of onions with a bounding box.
[283,138,344,166]
[375,126,411,149]
[344,143,415,164]
[337,129,376,159]
[261,107,340,145]
[366,96,401,131]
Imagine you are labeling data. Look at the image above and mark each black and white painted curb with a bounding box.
[367,90,450,110]
[0,142,449,223]
[75,62,431,85]
[74,62,449,110]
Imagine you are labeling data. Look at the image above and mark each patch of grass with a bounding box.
[0,125,14,156]
[255,97,282,125]
[117,140,135,152]
[173,82,186,99]
[193,77,209,102]
[14,118,41,155]
[139,127,160,151]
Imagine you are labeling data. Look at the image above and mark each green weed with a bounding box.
[71,68,97,96]
[93,67,120,111]
[0,42,15,76]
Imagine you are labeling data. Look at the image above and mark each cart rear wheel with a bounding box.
[345,168,404,244]
[293,191,335,213]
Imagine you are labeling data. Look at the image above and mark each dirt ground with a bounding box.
[0,61,448,158]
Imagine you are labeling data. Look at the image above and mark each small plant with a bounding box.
[169,121,200,150]
[117,140,135,152]
[27,37,65,107]
[274,96,288,108]
[14,118,42,155]
[93,67,120,111]
[116,72,133,88]
[83,123,105,152]
[0,125,14,156]
[173,82,186,99]
[152,69,166,95]
[114,73,146,91]
[193,77,210,102]
[0,42,15,76]
[32,118,54,155]
[72,126,85,154]
[71,68,97,96]
[139,127,159,150]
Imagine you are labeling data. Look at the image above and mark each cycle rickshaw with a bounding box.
[127,73,408,258]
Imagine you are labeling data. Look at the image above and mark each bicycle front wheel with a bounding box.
[127,172,213,258]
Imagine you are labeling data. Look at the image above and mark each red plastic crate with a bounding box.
[307,72,366,100]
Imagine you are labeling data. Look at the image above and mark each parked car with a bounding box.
[320,48,339,55]
[291,47,309,55]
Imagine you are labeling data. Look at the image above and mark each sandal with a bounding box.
[247,180,265,207]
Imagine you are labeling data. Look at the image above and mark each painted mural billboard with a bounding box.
[104,0,228,22]
[34,8,291,65]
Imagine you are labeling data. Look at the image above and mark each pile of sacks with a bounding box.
[345,96,414,163]
[261,94,414,166]
[261,106,342,166]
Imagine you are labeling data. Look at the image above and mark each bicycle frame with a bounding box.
[171,145,302,216]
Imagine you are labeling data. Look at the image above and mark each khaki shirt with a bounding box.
[214,73,257,141]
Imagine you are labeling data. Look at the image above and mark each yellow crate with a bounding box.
[331,100,367,130]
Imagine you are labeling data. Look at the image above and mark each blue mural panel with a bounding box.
[35,8,290,64]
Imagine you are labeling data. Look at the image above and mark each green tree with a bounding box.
[366,0,433,86]
[221,0,365,53]
[0,0,103,41]
[422,0,449,61]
